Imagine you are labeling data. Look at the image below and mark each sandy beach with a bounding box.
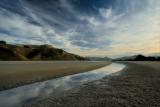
[23,61,160,107]
[0,0,159,107]
[0,61,110,91]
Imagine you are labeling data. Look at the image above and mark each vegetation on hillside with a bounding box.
[0,41,87,61]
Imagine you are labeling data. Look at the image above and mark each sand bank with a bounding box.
[0,61,111,91]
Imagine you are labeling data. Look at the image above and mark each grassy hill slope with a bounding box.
[0,41,86,61]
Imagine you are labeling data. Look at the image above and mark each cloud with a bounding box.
[0,0,159,58]
[99,7,112,19]
[0,8,46,42]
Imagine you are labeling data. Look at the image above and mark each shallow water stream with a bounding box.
[0,63,125,107]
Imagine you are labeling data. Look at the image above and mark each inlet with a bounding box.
[0,63,125,107]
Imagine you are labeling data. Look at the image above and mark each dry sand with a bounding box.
[23,61,160,107]
[0,61,111,91]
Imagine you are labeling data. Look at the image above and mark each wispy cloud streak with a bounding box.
[0,0,159,57]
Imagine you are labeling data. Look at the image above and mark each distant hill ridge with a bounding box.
[0,41,86,61]
[114,54,160,61]
[86,56,112,61]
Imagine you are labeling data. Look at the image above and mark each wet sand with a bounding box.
[24,61,160,107]
[0,61,110,91]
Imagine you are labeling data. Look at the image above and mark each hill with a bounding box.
[114,54,160,61]
[0,41,86,61]
[86,56,112,61]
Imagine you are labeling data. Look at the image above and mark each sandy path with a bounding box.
[0,61,110,91]
[24,61,160,107]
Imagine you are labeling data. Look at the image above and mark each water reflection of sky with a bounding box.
[0,63,125,107]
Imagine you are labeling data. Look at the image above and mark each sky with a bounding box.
[0,0,160,58]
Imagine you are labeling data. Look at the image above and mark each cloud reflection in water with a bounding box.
[0,63,125,107]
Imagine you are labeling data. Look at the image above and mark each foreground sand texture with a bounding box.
[24,61,160,107]
[0,61,110,91]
